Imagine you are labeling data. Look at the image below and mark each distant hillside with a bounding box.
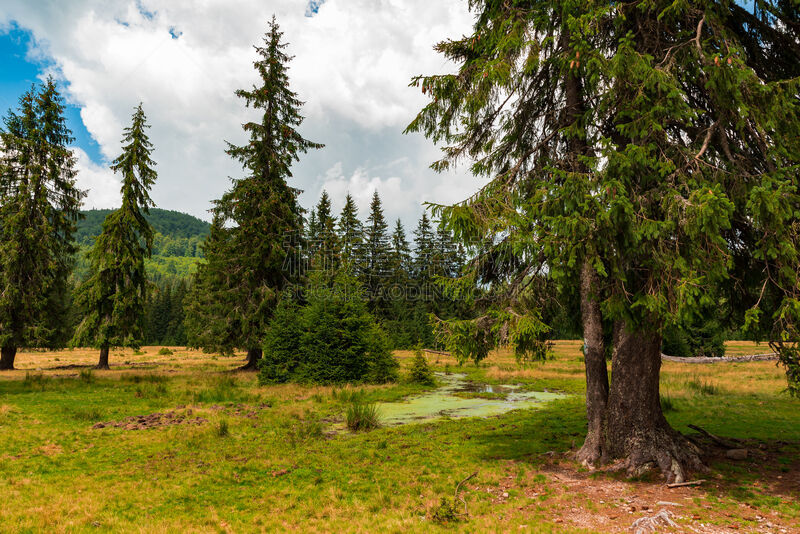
[77,208,210,244]
[73,208,210,282]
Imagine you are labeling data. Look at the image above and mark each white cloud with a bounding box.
[0,0,480,226]
[72,147,120,209]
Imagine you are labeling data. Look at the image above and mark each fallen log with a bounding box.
[423,349,452,357]
[661,353,777,364]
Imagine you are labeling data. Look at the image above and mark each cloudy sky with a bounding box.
[0,0,480,225]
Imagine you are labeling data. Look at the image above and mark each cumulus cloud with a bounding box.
[72,147,120,209]
[0,0,480,225]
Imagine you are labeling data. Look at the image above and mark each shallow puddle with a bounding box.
[376,373,566,426]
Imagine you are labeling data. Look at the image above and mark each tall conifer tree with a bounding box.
[0,78,84,370]
[185,17,322,369]
[314,190,338,270]
[363,191,390,299]
[390,219,412,282]
[338,193,362,264]
[413,212,435,289]
[409,0,800,480]
[72,104,157,369]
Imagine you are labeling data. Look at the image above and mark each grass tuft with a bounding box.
[79,369,94,383]
[686,378,721,396]
[287,418,324,446]
[660,394,677,412]
[134,382,168,398]
[345,402,381,432]
[23,372,49,390]
[121,373,169,384]
[214,419,229,438]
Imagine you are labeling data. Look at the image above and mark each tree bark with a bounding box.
[97,345,110,370]
[239,347,262,371]
[575,261,610,466]
[0,346,17,370]
[605,324,703,483]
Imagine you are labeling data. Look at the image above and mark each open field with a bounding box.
[0,342,798,533]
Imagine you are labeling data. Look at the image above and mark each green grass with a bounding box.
[0,343,798,532]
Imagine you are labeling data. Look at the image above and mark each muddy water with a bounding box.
[376,373,566,426]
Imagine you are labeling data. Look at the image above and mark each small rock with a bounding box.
[726,449,748,460]
[502,492,509,498]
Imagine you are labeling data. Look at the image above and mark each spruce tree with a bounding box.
[185,17,322,369]
[363,191,390,301]
[338,193,362,264]
[433,222,460,278]
[306,209,320,260]
[314,190,339,270]
[184,216,239,354]
[412,212,436,294]
[0,79,84,370]
[72,104,156,369]
[408,0,800,481]
[386,219,415,348]
[390,219,412,283]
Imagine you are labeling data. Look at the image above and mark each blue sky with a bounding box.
[0,25,104,163]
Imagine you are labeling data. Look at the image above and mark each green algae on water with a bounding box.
[376,373,566,426]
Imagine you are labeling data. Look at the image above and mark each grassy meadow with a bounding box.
[0,341,798,533]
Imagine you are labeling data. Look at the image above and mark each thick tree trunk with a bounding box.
[576,261,610,466]
[97,346,110,370]
[239,348,262,371]
[605,324,703,483]
[0,346,18,370]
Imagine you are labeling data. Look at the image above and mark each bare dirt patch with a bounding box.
[208,402,272,420]
[466,448,800,534]
[92,410,208,430]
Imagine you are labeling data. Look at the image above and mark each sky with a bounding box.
[0,0,480,225]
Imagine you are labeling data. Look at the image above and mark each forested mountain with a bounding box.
[74,208,210,281]
[77,207,209,253]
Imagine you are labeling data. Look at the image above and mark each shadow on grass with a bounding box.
[469,396,800,511]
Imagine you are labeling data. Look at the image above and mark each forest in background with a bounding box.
[71,208,209,346]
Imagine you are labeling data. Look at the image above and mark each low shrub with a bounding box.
[430,497,460,524]
[157,347,174,356]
